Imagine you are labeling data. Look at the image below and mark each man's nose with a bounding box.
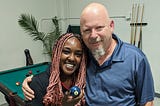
[90,29,98,38]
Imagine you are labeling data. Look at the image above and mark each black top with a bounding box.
[25,65,50,106]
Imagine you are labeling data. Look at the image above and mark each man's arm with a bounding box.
[22,75,35,100]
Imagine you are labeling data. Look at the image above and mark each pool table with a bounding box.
[0,62,50,106]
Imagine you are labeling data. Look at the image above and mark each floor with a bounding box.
[0,103,8,106]
[154,97,160,106]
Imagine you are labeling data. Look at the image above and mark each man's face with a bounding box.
[80,11,114,59]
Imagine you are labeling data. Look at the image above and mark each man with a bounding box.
[80,3,154,106]
[22,2,154,106]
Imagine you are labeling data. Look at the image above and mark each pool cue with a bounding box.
[138,4,144,49]
[133,4,140,46]
[130,4,135,45]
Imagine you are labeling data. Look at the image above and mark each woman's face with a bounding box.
[60,37,83,75]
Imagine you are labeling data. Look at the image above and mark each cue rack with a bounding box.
[130,3,147,50]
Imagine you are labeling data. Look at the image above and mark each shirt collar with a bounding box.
[88,34,125,66]
[111,33,125,62]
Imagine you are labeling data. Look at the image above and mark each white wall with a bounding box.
[144,0,160,94]
[0,0,57,71]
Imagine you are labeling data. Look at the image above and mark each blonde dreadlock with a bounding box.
[43,33,87,106]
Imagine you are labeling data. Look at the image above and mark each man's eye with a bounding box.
[83,29,91,34]
[96,26,105,31]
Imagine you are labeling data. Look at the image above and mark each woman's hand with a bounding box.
[62,89,84,106]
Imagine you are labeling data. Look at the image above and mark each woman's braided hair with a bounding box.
[43,33,87,106]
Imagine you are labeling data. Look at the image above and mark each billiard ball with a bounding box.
[69,86,81,97]
[16,82,20,86]
[29,70,32,74]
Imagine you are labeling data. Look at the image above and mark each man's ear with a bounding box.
[109,20,114,32]
[110,20,114,28]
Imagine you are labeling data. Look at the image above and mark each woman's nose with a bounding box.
[68,53,75,61]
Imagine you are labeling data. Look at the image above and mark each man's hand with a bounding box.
[22,75,35,100]
[144,101,154,106]
[62,89,84,106]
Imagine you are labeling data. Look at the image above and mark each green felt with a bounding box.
[0,62,50,99]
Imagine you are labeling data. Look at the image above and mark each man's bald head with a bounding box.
[80,2,110,26]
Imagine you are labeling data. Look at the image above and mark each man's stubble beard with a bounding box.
[91,46,105,61]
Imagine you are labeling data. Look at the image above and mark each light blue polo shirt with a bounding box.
[85,34,154,106]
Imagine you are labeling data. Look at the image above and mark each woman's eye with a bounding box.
[75,52,82,57]
[62,50,70,54]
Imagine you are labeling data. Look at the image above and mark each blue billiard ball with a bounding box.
[69,86,81,97]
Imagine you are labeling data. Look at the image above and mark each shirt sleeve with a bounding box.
[135,56,155,105]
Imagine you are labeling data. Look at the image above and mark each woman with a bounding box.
[25,33,87,106]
